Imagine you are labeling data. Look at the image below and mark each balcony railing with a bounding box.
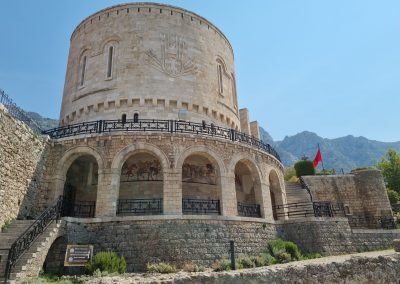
[117,198,163,215]
[182,198,221,215]
[237,202,261,218]
[62,201,96,218]
[42,119,281,162]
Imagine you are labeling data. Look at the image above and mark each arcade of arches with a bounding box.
[58,147,285,221]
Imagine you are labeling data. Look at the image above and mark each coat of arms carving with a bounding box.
[145,33,198,78]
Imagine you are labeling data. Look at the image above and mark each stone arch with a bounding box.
[111,143,170,215]
[43,236,68,275]
[231,157,264,218]
[269,168,285,220]
[176,146,225,215]
[52,146,104,208]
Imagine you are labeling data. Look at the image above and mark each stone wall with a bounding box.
[351,229,400,252]
[302,170,392,218]
[277,218,355,255]
[65,217,278,272]
[0,105,49,227]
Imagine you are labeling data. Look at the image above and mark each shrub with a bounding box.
[266,239,301,263]
[182,262,205,272]
[212,258,231,271]
[260,253,277,265]
[316,169,336,175]
[294,160,315,177]
[237,256,255,269]
[284,167,297,181]
[146,262,177,274]
[86,251,126,275]
[387,189,400,205]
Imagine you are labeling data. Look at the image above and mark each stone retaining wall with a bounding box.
[0,105,49,227]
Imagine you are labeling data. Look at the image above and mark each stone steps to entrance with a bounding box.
[285,181,312,204]
[0,220,63,284]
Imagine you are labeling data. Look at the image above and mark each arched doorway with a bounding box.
[234,160,262,218]
[117,152,163,215]
[63,155,98,217]
[269,170,284,220]
[181,154,221,215]
[43,237,67,276]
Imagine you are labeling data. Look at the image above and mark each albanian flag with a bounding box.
[313,147,322,168]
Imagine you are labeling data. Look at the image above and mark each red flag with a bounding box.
[313,147,322,168]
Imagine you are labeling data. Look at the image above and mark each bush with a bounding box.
[316,169,336,175]
[86,251,126,275]
[146,262,177,274]
[387,189,400,205]
[301,252,322,260]
[237,256,255,269]
[266,239,301,263]
[284,167,297,181]
[182,262,205,272]
[260,253,277,265]
[212,258,231,271]
[294,160,315,177]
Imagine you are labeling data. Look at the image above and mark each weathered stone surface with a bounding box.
[393,239,400,252]
[0,107,49,227]
[61,251,400,284]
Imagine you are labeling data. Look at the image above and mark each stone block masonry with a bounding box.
[0,105,50,227]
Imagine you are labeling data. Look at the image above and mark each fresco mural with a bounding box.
[121,157,162,182]
[182,162,216,184]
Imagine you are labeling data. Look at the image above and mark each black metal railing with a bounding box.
[182,198,221,215]
[117,198,163,215]
[273,201,345,219]
[237,202,261,218]
[0,88,42,133]
[347,215,396,230]
[299,177,313,202]
[42,119,281,161]
[62,200,96,218]
[4,196,63,280]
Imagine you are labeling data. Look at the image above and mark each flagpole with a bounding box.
[318,143,325,171]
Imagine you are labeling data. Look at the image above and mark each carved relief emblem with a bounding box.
[145,33,197,78]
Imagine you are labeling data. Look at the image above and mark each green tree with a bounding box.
[377,149,400,192]
[294,160,315,177]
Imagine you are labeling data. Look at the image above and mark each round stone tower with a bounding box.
[60,3,239,129]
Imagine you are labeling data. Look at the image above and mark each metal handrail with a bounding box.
[42,119,281,162]
[4,196,63,280]
[0,88,42,133]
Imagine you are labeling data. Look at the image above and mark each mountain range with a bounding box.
[260,127,400,173]
[27,111,399,173]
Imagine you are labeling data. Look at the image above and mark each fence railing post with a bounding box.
[230,240,236,270]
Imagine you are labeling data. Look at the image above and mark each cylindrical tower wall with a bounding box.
[60,3,239,129]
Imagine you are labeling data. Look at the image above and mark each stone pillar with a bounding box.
[163,169,182,215]
[260,182,274,222]
[95,169,118,217]
[220,174,238,216]
[239,108,251,135]
[250,121,260,140]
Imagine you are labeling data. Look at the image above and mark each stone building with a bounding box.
[0,3,399,282]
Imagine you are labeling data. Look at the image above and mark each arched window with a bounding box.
[107,46,114,78]
[133,113,139,123]
[121,114,127,123]
[80,56,87,86]
[217,64,223,94]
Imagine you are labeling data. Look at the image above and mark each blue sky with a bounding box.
[0,1,399,142]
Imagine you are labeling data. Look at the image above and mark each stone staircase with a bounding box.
[0,220,64,284]
[285,181,312,204]
[282,182,314,219]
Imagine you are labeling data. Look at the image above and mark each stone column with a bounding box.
[239,108,251,135]
[250,121,260,139]
[95,169,118,217]
[220,174,238,216]
[163,169,182,215]
[260,182,274,222]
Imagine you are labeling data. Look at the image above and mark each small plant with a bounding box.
[301,252,322,260]
[212,258,231,271]
[86,251,126,275]
[294,160,315,177]
[237,256,255,269]
[266,239,301,263]
[182,262,205,272]
[146,262,177,274]
[1,220,11,232]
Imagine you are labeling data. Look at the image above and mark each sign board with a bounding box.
[64,244,93,267]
